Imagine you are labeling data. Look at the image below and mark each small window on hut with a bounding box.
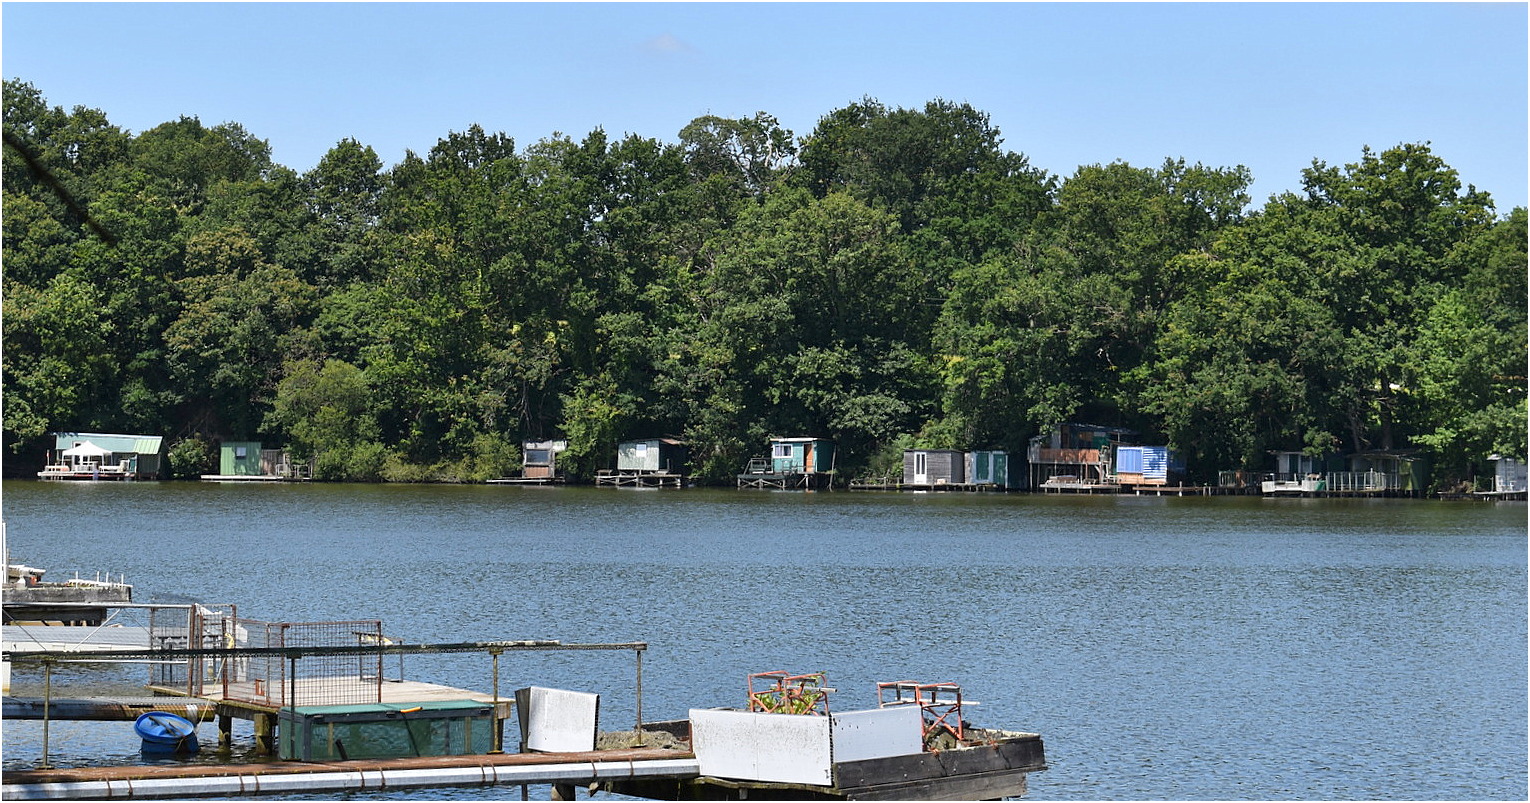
[772,444,793,459]
[526,449,551,464]
[634,443,649,458]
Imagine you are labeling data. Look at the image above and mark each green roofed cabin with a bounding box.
[39,433,164,481]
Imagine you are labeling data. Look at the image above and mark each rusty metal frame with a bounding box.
[877,680,968,743]
[747,670,832,715]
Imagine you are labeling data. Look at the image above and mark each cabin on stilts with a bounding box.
[598,438,689,487]
[738,437,836,490]
[1028,424,1132,492]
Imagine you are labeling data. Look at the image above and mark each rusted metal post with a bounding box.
[283,653,298,759]
[635,646,644,732]
[40,656,54,770]
[489,647,504,754]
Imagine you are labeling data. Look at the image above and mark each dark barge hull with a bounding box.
[607,731,1045,801]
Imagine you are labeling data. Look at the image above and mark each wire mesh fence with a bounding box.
[218,618,386,707]
[147,604,236,696]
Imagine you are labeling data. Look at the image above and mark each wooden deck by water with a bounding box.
[596,471,685,488]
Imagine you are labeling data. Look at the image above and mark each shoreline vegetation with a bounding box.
[3,81,1525,491]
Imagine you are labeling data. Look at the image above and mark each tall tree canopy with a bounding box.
[4,80,1523,489]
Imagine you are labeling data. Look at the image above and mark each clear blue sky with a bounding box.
[4,2,1526,212]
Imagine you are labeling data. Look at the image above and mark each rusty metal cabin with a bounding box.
[1027,424,1134,490]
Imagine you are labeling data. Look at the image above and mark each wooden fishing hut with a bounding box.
[598,438,689,488]
[738,437,836,490]
[967,449,1014,489]
[1260,451,1342,495]
[1483,455,1528,499]
[202,442,311,482]
[904,449,965,486]
[490,440,569,484]
[1342,450,1430,496]
[1260,450,1428,497]
[852,449,1014,492]
[1028,424,1132,492]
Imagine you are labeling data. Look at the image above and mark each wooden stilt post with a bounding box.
[489,647,504,754]
[254,714,275,755]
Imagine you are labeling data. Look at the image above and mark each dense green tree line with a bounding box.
[4,81,1524,487]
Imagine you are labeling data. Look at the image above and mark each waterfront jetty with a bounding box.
[4,636,1047,800]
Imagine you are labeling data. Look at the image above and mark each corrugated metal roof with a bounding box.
[51,432,162,453]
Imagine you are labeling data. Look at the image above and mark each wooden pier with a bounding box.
[5,637,1047,800]
[737,472,833,490]
[1038,480,1121,494]
[596,471,685,488]
[1122,484,1215,496]
[848,480,1007,492]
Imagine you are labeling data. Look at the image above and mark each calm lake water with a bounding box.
[2,480,1525,800]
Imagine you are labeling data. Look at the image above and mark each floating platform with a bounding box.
[2,625,151,654]
[486,477,563,485]
[35,469,149,482]
[1121,484,1215,496]
[1038,481,1120,494]
[848,480,1007,492]
[737,472,833,491]
[596,471,685,488]
[0,723,1044,801]
[5,696,211,721]
[198,474,306,483]
[1471,490,1528,501]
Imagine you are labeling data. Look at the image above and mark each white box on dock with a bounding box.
[689,705,923,786]
[516,686,599,753]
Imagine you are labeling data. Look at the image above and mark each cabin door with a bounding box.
[914,452,929,484]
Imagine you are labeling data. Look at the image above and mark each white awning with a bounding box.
[61,441,111,457]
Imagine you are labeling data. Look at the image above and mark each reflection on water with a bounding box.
[3,481,1525,800]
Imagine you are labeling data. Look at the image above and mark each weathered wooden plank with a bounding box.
[831,737,1044,789]
[842,768,1029,801]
